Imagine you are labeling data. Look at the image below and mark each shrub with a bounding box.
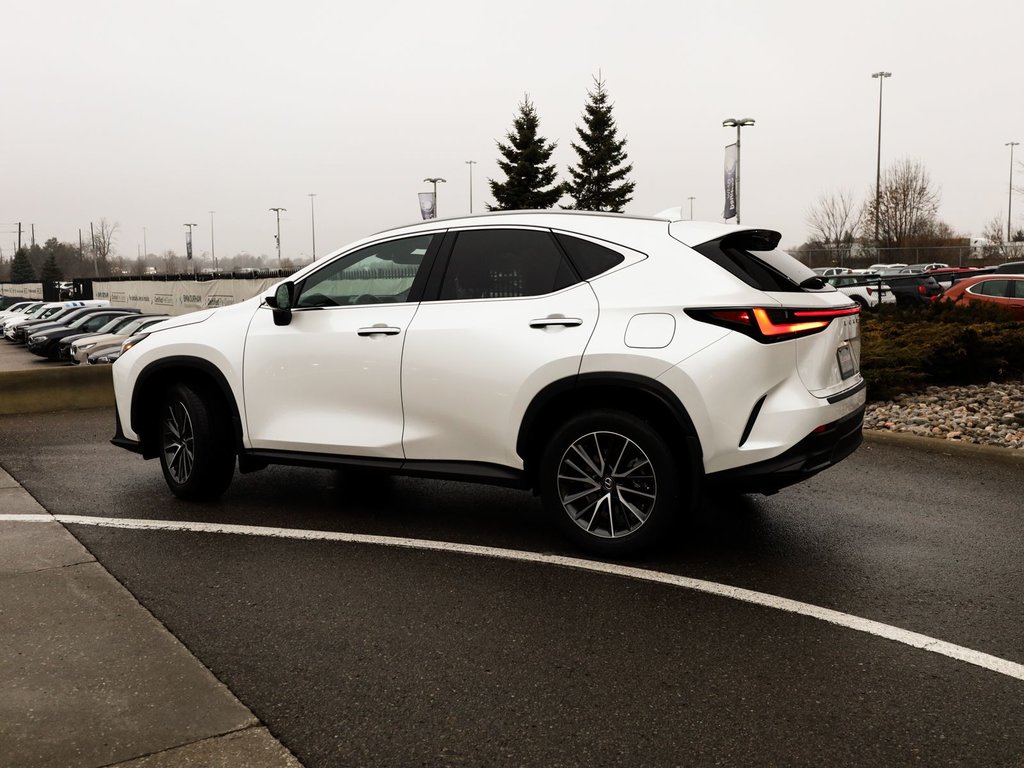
[860,302,1024,401]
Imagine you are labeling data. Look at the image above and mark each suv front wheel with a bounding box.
[158,381,235,501]
[540,410,681,556]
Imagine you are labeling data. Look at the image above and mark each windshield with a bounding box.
[107,315,144,333]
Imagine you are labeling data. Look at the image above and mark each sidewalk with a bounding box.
[0,466,303,768]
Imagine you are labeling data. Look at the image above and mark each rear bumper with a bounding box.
[705,404,865,493]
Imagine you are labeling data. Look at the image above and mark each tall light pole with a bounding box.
[687,196,696,220]
[184,223,198,272]
[308,193,317,261]
[423,177,446,218]
[269,207,286,267]
[465,161,477,213]
[872,71,892,243]
[209,211,216,270]
[142,227,147,260]
[722,118,755,224]
[1006,142,1019,245]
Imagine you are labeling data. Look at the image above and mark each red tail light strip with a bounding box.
[692,305,860,344]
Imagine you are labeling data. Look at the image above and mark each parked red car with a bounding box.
[940,275,1024,319]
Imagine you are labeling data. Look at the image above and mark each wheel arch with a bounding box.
[517,373,704,490]
[130,356,243,460]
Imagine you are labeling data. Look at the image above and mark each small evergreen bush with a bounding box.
[860,302,1024,400]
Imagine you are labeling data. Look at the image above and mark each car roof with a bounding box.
[311,210,781,265]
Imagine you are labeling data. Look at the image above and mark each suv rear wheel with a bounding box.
[540,410,681,556]
[158,381,235,500]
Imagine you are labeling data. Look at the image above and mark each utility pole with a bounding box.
[1007,141,1019,245]
[872,71,892,243]
[270,207,286,267]
[209,211,216,270]
[308,194,317,261]
[465,161,477,213]
[90,222,98,276]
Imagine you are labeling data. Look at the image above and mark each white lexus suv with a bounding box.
[111,211,865,555]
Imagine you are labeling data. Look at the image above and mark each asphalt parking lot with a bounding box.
[1,403,1022,766]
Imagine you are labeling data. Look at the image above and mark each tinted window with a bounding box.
[1011,279,1024,299]
[554,233,625,279]
[440,229,577,300]
[695,235,825,293]
[296,234,435,307]
[974,280,1009,297]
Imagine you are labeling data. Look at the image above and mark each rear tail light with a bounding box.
[866,286,874,296]
[686,305,859,344]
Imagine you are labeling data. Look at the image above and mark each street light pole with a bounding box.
[687,196,695,220]
[872,71,892,243]
[183,223,198,273]
[465,161,477,213]
[269,207,286,268]
[308,193,317,261]
[423,177,446,218]
[722,118,755,224]
[209,211,216,271]
[1006,142,1019,245]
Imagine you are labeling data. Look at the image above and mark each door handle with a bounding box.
[529,315,583,329]
[357,325,402,337]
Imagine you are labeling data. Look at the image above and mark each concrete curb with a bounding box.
[0,365,113,416]
[864,428,1024,464]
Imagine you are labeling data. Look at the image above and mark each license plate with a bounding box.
[837,345,856,379]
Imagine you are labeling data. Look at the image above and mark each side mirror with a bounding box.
[268,282,295,326]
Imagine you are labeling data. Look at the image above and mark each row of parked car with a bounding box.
[0,300,170,364]
[813,261,1024,318]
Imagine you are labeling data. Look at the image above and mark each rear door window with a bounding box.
[973,280,1009,297]
[439,229,578,300]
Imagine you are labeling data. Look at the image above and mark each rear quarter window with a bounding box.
[553,233,625,279]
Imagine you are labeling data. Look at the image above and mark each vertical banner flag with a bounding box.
[419,192,436,220]
[186,228,193,260]
[723,143,738,220]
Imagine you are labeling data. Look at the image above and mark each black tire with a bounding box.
[539,410,683,557]
[852,295,868,312]
[158,381,235,501]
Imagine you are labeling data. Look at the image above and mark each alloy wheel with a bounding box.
[556,430,657,539]
[162,400,195,484]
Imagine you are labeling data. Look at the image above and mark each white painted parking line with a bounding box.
[11,513,1023,684]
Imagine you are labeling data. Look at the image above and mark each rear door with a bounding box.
[400,227,598,469]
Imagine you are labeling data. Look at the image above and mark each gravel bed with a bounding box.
[865,381,1024,450]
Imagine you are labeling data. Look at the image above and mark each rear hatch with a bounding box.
[675,227,862,399]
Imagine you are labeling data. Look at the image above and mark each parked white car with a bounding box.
[111,211,866,555]
[2,300,109,340]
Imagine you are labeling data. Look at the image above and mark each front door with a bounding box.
[242,233,438,457]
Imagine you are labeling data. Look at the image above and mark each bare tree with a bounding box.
[862,159,941,247]
[92,218,119,263]
[805,190,862,265]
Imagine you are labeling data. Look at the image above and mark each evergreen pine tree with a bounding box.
[40,253,63,282]
[564,76,635,212]
[10,248,36,283]
[488,96,562,210]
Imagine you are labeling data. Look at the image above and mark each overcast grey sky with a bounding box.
[3,0,1023,262]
